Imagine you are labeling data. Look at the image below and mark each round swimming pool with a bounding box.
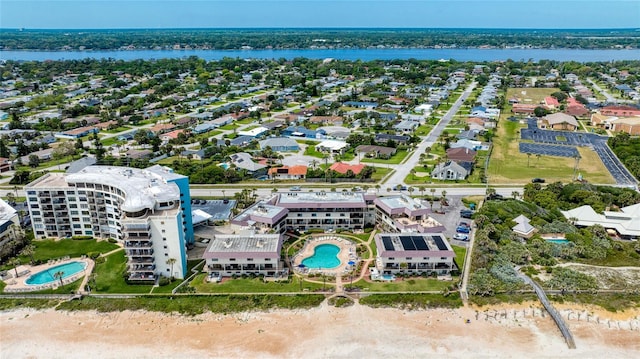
[301,244,341,269]
[26,261,87,285]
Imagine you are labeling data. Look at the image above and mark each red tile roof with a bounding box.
[329,162,365,175]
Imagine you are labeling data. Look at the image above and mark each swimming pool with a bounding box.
[301,244,341,269]
[26,261,87,285]
[546,239,570,244]
[219,163,230,170]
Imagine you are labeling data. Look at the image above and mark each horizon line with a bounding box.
[2,27,639,31]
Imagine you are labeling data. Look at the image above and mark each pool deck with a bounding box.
[2,258,94,293]
[292,235,358,276]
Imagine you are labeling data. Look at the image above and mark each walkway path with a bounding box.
[517,269,576,349]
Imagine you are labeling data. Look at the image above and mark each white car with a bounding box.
[453,233,469,241]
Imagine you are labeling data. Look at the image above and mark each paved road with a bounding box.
[384,82,477,189]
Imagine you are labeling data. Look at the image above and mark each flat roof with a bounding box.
[276,191,367,209]
[375,233,454,257]
[27,166,181,213]
[374,195,430,217]
[232,202,288,225]
[203,233,282,258]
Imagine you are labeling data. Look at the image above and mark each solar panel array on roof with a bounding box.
[382,236,394,251]
[412,236,429,250]
[433,235,448,250]
[399,236,415,250]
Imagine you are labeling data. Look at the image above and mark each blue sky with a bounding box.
[1,0,638,29]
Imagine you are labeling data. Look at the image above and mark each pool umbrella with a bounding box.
[348,261,355,267]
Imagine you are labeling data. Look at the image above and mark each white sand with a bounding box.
[1,301,639,359]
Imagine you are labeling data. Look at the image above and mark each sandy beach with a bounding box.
[1,301,639,359]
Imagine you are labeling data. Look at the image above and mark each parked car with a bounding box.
[456,226,470,234]
[290,186,302,191]
[453,233,469,241]
[532,178,546,183]
[460,210,474,219]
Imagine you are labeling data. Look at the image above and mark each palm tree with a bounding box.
[440,190,448,208]
[166,258,177,278]
[21,244,35,265]
[310,159,319,169]
[8,257,20,278]
[408,187,415,196]
[410,168,416,180]
[418,186,426,197]
[272,187,278,194]
[375,184,381,193]
[526,152,532,167]
[512,191,520,200]
[53,270,64,287]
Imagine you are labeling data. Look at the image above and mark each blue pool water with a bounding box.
[26,261,87,285]
[219,163,230,170]
[302,244,341,269]
[546,239,570,244]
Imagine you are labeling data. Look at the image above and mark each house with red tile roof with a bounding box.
[511,104,539,114]
[160,129,187,142]
[329,162,365,175]
[544,96,560,109]
[268,165,308,180]
[149,122,176,134]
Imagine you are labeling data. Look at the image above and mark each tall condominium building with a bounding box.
[25,165,192,280]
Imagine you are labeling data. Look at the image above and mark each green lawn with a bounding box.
[102,126,131,134]
[303,145,325,158]
[371,167,392,181]
[100,137,120,147]
[352,277,452,292]
[487,104,615,185]
[235,117,256,125]
[361,150,409,164]
[190,274,325,293]
[453,245,466,271]
[17,238,119,264]
[219,123,240,131]
[415,124,434,136]
[92,250,153,293]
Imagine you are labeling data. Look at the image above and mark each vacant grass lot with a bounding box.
[352,277,451,292]
[190,274,325,293]
[18,239,119,264]
[488,105,614,184]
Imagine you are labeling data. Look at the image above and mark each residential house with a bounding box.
[329,162,365,175]
[0,157,12,172]
[216,135,255,147]
[125,149,153,160]
[193,121,218,134]
[268,165,307,180]
[512,215,537,239]
[431,161,469,181]
[544,96,560,109]
[374,133,410,146]
[20,148,54,163]
[180,149,206,161]
[315,140,348,155]
[282,126,321,139]
[446,147,476,163]
[238,126,269,138]
[343,101,378,109]
[160,129,186,143]
[229,152,268,176]
[450,139,489,151]
[561,203,640,240]
[394,120,419,134]
[259,137,300,152]
[54,126,99,140]
[149,123,176,135]
[355,145,396,159]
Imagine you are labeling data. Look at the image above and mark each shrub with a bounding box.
[158,277,172,286]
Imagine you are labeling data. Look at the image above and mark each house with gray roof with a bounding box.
[259,137,300,152]
[230,152,267,176]
[431,161,470,181]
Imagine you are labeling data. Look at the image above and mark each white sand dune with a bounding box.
[1,301,638,359]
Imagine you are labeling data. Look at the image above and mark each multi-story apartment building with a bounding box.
[374,195,445,233]
[232,191,378,233]
[374,233,456,275]
[25,165,192,280]
[0,198,20,248]
[203,232,284,277]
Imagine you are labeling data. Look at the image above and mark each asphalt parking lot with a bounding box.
[519,142,579,158]
[426,195,473,247]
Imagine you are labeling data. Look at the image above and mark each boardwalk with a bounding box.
[518,271,576,349]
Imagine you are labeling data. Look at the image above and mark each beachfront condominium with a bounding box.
[203,232,285,277]
[25,165,193,280]
[374,232,456,275]
[232,191,377,233]
[0,198,20,247]
[374,195,445,233]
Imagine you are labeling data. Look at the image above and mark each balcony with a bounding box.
[128,256,154,264]
[124,241,152,249]
[130,264,156,272]
[127,248,154,257]
[128,273,156,281]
